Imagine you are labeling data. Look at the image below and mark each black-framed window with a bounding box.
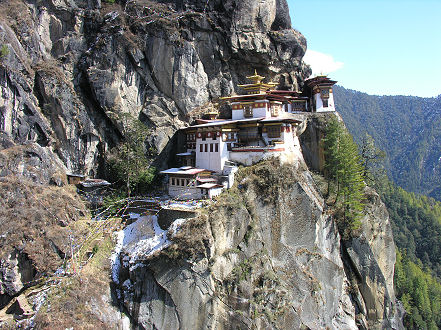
[244,106,253,118]
[267,126,280,138]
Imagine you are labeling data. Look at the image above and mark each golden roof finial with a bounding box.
[246,69,265,84]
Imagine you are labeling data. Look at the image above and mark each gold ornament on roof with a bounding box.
[237,69,278,95]
[246,69,265,84]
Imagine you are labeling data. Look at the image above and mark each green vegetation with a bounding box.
[323,117,365,235]
[0,44,9,58]
[395,251,441,329]
[377,181,441,278]
[334,85,441,201]
[107,113,156,196]
[348,131,441,328]
[359,133,386,184]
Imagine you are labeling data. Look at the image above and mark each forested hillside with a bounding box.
[395,251,441,329]
[334,86,441,201]
[377,182,441,277]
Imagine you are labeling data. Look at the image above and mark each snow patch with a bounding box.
[110,230,125,284]
[169,218,186,236]
[124,215,170,270]
[161,200,204,210]
[110,215,188,283]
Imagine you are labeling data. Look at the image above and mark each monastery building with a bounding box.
[160,73,337,200]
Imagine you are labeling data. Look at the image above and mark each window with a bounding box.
[171,178,175,185]
[215,143,219,152]
[323,100,329,107]
[200,144,203,152]
[267,126,280,138]
[210,143,213,152]
[205,144,208,152]
[227,143,232,151]
[292,102,305,111]
[186,179,190,186]
[181,179,185,186]
[244,105,253,118]
[212,132,217,140]
[202,133,206,141]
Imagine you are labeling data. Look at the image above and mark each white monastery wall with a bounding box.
[196,136,227,172]
[208,187,223,199]
[253,107,267,118]
[168,185,202,200]
[231,106,268,120]
[314,93,336,112]
[232,109,243,120]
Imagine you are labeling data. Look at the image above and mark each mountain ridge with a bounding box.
[334,84,441,201]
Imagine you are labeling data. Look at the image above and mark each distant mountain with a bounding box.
[334,85,441,201]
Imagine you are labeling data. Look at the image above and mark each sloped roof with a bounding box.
[160,167,211,175]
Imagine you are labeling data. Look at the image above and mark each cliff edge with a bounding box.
[0,1,403,329]
[115,157,401,329]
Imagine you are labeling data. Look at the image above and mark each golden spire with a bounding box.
[246,69,265,84]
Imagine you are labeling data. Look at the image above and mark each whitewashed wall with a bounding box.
[314,92,336,112]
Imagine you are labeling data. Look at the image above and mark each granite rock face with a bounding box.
[0,0,310,174]
[342,187,400,329]
[117,160,402,329]
[0,1,403,328]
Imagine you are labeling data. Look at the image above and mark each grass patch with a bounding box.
[33,235,117,328]
[162,215,210,261]
[0,175,88,274]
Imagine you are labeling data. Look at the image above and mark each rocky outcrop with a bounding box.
[0,0,312,324]
[116,160,401,329]
[0,0,310,175]
[342,187,400,329]
[0,1,403,328]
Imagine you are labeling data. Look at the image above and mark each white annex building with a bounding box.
[160,72,337,200]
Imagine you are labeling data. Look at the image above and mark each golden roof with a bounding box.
[237,70,277,93]
[245,69,265,84]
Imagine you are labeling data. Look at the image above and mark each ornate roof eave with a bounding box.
[305,76,338,87]
[237,83,278,89]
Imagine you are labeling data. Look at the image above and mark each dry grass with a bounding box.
[163,214,210,261]
[0,0,32,26]
[0,175,88,275]
[33,236,118,329]
[235,159,301,204]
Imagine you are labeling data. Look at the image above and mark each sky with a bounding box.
[286,0,441,97]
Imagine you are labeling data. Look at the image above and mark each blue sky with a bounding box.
[286,0,441,97]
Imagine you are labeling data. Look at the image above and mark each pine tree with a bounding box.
[359,133,386,184]
[107,113,156,196]
[323,117,365,233]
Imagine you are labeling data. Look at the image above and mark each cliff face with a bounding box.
[0,0,310,175]
[116,159,401,329]
[0,1,402,328]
